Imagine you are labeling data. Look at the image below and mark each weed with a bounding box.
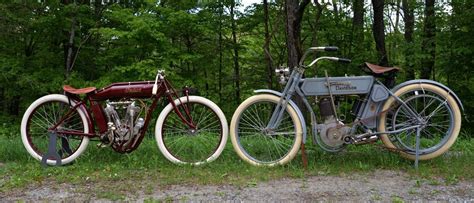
[408,188,418,195]
[414,179,422,188]
[391,195,404,203]
[97,191,125,201]
[428,179,441,186]
[371,193,382,201]
[445,174,459,185]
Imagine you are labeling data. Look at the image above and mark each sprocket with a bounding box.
[319,119,351,149]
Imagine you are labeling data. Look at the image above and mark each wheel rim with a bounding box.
[236,99,297,164]
[26,100,85,160]
[162,101,223,164]
[388,90,454,154]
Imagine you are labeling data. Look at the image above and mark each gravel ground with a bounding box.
[2,170,474,202]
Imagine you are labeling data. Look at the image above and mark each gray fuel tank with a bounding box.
[300,76,374,96]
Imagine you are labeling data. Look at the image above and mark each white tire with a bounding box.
[155,96,228,165]
[230,94,303,166]
[20,94,90,165]
[378,84,462,160]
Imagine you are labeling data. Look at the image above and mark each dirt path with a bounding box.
[3,170,474,202]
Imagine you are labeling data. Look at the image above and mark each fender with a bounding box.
[65,94,96,136]
[391,79,464,112]
[254,89,308,143]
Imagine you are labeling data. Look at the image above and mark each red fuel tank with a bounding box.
[90,81,158,100]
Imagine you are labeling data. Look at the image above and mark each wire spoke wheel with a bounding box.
[230,94,302,166]
[21,94,89,165]
[379,84,461,160]
[156,96,228,165]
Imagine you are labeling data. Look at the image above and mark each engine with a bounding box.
[318,97,351,149]
[102,100,145,149]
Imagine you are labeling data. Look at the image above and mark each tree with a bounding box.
[263,0,273,89]
[421,0,436,79]
[285,0,310,68]
[402,0,415,79]
[351,0,364,56]
[371,0,389,66]
[230,0,241,103]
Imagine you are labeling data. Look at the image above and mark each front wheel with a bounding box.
[230,94,303,166]
[20,94,90,165]
[155,96,228,165]
[378,83,462,160]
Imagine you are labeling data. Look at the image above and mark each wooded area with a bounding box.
[0,0,473,134]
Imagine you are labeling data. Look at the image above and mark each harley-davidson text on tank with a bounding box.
[328,81,357,90]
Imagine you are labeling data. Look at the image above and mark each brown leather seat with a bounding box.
[63,85,96,95]
[364,62,400,74]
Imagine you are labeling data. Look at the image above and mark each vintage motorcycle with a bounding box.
[230,47,463,166]
[20,70,228,166]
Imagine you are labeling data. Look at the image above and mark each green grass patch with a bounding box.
[0,135,473,198]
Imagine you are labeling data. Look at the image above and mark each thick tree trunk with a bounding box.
[421,0,436,79]
[350,0,364,56]
[285,0,310,68]
[371,0,389,67]
[263,0,273,89]
[230,1,240,104]
[402,0,415,79]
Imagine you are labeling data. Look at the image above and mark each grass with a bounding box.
[0,134,473,199]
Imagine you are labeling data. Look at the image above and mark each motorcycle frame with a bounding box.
[48,77,196,152]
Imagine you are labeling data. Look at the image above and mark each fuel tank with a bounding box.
[90,81,158,100]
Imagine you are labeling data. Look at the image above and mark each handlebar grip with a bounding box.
[324,46,339,51]
[338,58,352,63]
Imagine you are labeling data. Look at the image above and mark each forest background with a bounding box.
[0,0,473,136]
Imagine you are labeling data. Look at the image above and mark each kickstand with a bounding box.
[41,132,62,167]
[414,127,421,170]
[301,143,308,169]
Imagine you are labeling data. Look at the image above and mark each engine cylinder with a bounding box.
[319,97,334,117]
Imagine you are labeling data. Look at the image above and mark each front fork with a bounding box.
[267,70,303,130]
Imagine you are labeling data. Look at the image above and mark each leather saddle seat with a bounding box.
[364,62,400,75]
[63,85,96,95]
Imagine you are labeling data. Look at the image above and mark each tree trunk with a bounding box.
[263,0,273,89]
[285,0,310,68]
[230,1,240,104]
[394,0,401,33]
[371,0,389,66]
[350,0,364,56]
[310,2,323,47]
[218,2,223,101]
[421,0,436,79]
[332,0,339,21]
[402,0,415,79]
[65,13,76,79]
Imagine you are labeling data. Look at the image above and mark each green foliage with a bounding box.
[0,1,473,132]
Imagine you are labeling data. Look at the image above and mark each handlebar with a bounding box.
[299,46,351,67]
[152,70,165,95]
[309,46,339,52]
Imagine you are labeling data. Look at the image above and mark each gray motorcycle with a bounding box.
[230,46,463,166]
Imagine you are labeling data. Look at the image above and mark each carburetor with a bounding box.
[275,67,290,85]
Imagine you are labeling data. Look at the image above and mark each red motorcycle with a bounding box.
[20,70,228,166]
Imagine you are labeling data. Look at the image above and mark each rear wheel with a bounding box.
[20,94,90,165]
[378,84,461,160]
[230,94,302,166]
